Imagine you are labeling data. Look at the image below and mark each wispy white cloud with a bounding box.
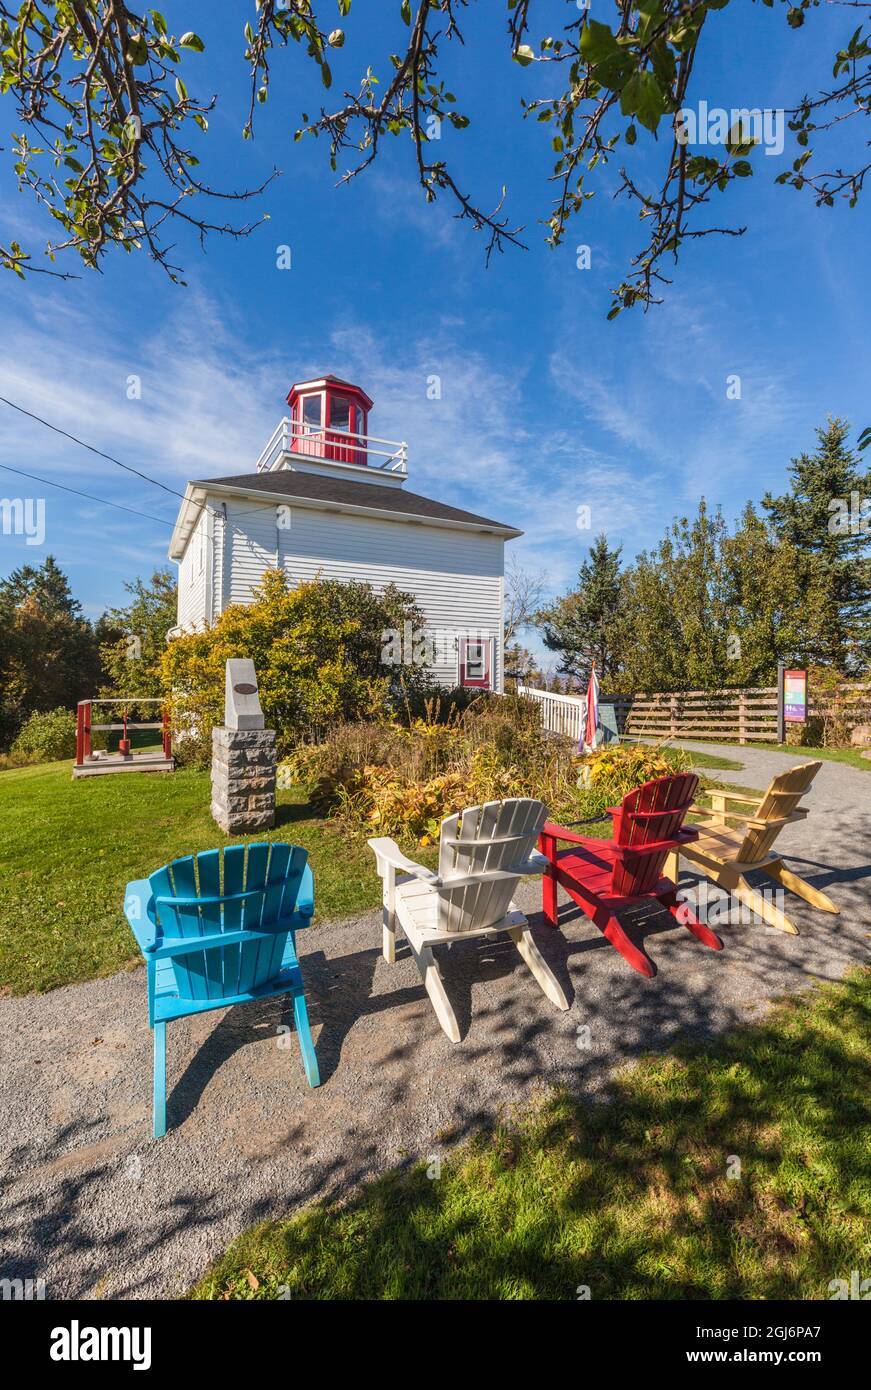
[369,171,460,249]
[0,275,814,628]
[548,286,811,535]
[1,291,645,608]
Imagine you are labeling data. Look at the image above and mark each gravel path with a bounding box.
[1,744,868,1300]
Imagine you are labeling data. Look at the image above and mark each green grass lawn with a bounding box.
[639,737,870,774]
[0,761,389,995]
[662,747,744,771]
[193,967,871,1301]
[0,756,755,996]
[746,742,871,772]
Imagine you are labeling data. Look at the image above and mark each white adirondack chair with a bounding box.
[369,797,569,1042]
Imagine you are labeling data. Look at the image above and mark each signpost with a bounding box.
[778,663,807,741]
[784,669,808,721]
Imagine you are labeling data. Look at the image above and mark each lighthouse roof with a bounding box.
[287,376,374,410]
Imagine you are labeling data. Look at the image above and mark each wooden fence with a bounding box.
[610,689,777,743]
[518,682,871,745]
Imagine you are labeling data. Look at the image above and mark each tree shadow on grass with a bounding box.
[194,967,871,1301]
[273,800,321,829]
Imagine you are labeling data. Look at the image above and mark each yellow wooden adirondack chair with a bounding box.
[663,760,839,934]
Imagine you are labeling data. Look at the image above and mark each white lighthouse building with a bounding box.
[169,376,521,691]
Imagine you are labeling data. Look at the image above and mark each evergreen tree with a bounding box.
[0,556,102,747]
[762,419,871,671]
[616,541,685,692]
[0,554,83,615]
[536,534,623,683]
[720,504,803,684]
[617,501,731,691]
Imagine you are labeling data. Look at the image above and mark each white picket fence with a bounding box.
[517,685,585,741]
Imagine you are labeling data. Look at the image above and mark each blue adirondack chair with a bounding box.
[124,841,320,1138]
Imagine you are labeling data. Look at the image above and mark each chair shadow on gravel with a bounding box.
[163,936,445,1126]
[777,853,871,895]
[161,943,379,1125]
[353,916,576,1046]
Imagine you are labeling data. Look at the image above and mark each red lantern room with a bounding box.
[286,376,374,467]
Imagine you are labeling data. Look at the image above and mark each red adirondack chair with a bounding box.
[538,772,724,978]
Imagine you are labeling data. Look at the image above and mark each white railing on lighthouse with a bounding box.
[256,417,408,475]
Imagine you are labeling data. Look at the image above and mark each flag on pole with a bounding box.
[582,662,600,753]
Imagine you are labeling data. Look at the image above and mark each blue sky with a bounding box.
[0,2,868,665]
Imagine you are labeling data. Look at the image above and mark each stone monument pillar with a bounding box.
[211,658,277,834]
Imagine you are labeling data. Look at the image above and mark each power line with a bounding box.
[0,393,319,541]
[0,395,189,503]
[0,460,176,527]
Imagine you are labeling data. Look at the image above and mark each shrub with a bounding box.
[577,742,691,816]
[804,665,871,748]
[282,695,590,843]
[397,683,487,724]
[341,766,468,842]
[161,571,435,767]
[11,706,76,763]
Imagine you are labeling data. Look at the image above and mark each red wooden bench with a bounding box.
[538,772,724,978]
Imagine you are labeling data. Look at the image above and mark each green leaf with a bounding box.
[732,160,752,177]
[179,32,205,52]
[175,76,188,102]
[580,20,620,66]
[579,20,634,90]
[401,0,411,24]
[625,123,637,146]
[338,0,352,15]
[328,28,345,47]
[619,70,666,133]
[513,44,535,66]
[650,38,676,88]
[126,34,149,66]
[321,61,332,89]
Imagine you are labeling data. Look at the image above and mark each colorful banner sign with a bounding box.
[783,669,807,723]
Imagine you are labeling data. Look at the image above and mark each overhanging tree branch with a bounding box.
[0,0,868,304]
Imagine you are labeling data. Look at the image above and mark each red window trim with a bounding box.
[458,636,493,689]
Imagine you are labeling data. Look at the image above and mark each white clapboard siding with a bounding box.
[176,507,209,630]
[218,502,278,609]
[205,496,505,689]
